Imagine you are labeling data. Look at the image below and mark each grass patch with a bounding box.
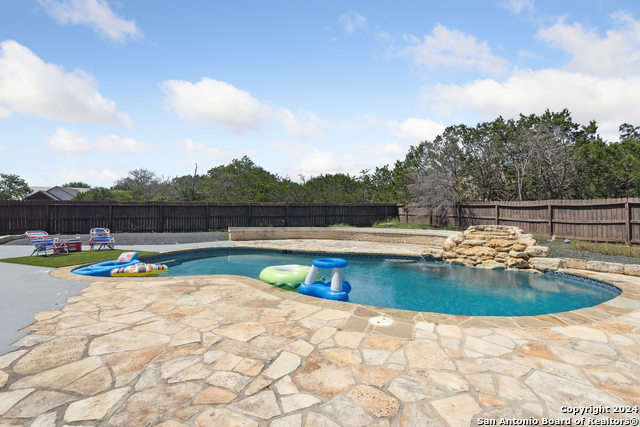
[327,223,355,228]
[372,218,434,230]
[570,241,640,259]
[0,250,157,268]
[532,233,552,245]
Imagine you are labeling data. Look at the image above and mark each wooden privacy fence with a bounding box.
[0,201,400,235]
[400,198,640,244]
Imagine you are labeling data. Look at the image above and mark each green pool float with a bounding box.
[259,265,322,291]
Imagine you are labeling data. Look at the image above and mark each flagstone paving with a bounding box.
[0,240,639,426]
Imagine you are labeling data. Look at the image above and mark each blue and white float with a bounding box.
[73,252,142,277]
[298,258,351,302]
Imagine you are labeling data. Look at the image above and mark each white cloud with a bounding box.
[37,0,142,43]
[417,13,640,138]
[403,24,509,76]
[162,77,327,139]
[518,49,541,59]
[386,118,446,141]
[180,138,226,160]
[96,134,152,153]
[498,0,534,15]
[161,78,270,135]
[344,141,408,173]
[339,11,366,34]
[426,68,640,134]
[45,128,92,152]
[269,139,309,157]
[173,139,232,173]
[339,116,445,142]
[269,139,409,180]
[298,149,346,174]
[269,140,348,176]
[0,40,133,127]
[54,166,120,184]
[340,115,376,132]
[54,167,86,182]
[45,128,155,153]
[277,109,329,139]
[0,144,7,151]
[0,104,10,118]
[538,13,640,77]
[86,168,120,182]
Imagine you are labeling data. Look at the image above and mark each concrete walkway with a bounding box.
[0,240,638,426]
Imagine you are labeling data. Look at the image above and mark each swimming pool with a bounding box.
[149,248,620,317]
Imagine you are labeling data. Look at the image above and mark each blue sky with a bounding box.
[1,0,640,187]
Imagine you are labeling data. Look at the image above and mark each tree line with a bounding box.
[66,157,405,204]
[406,109,640,218]
[2,109,639,214]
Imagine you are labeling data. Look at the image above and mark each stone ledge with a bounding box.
[562,257,640,277]
[0,234,24,245]
[228,227,459,246]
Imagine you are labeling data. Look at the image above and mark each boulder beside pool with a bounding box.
[298,258,351,302]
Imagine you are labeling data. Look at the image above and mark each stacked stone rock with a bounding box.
[425,225,550,271]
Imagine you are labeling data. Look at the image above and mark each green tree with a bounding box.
[203,156,286,202]
[62,182,91,188]
[299,173,368,203]
[462,119,510,201]
[113,168,174,200]
[575,123,640,198]
[405,125,469,222]
[527,110,580,200]
[0,173,31,200]
[359,163,409,203]
[73,187,134,201]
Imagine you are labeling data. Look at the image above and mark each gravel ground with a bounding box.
[4,231,229,246]
[541,239,640,265]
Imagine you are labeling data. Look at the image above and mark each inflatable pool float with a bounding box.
[298,258,352,302]
[260,265,321,291]
[73,252,142,277]
[111,263,169,277]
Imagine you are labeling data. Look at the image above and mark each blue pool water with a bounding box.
[156,250,619,316]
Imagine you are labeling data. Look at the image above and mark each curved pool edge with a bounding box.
[49,244,640,331]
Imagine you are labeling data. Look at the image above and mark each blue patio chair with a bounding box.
[89,228,115,251]
[26,230,69,256]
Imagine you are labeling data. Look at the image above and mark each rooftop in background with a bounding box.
[24,186,90,201]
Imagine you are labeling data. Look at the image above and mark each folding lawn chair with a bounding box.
[26,230,69,256]
[89,228,115,250]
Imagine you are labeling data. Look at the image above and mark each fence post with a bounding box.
[495,204,499,225]
[348,205,352,226]
[285,204,288,227]
[247,204,252,227]
[548,203,553,236]
[108,204,113,231]
[457,204,461,227]
[625,201,631,242]
[159,204,164,233]
[45,204,51,233]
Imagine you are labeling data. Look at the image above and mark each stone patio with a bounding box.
[0,239,639,426]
